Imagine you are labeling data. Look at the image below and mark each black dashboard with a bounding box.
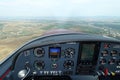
[0,32,120,80]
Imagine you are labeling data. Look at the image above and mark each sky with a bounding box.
[0,0,120,17]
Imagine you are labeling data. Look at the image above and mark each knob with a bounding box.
[63,60,74,69]
[51,63,58,69]
[18,69,27,78]
[34,60,45,70]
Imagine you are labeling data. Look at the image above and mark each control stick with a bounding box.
[18,66,30,80]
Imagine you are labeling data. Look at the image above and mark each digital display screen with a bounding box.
[49,47,61,58]
[81,44,95,60]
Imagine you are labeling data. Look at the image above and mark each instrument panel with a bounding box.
[96,43,120,76]
[0,31,120,80]
[13,41,120,80]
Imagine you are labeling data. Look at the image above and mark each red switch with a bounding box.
[104,68,108,76]
[104,44,109,48]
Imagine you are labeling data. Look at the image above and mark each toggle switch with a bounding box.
[104,68,108,76]
[111,72,115,76]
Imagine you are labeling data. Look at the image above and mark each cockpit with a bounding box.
[0,30,120,80]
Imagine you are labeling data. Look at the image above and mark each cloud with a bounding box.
[0,0,120,17]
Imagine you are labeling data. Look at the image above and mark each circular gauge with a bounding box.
[34,48,45,57]
[108,59,116,64]
[64,48,75,58]
[63,60,74,69]
[111,50,117,56]
[99,59,106,65]
[34,60,45,70]
[101,50,108,56]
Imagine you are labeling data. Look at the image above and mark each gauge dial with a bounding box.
[34,48,45,57]
[111,50,117,56]
[64,48,75,58]
[108,59,116,64]
[63,60,74,69]
[101,50,108,56]
[100,59,106,65]
[34,60,45,70]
